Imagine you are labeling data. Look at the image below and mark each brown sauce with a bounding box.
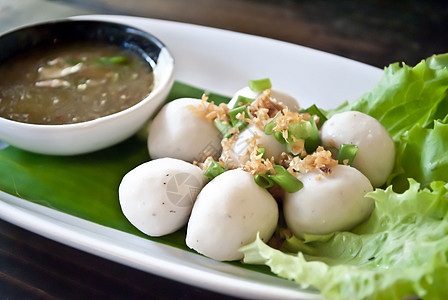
[0,42,154,125]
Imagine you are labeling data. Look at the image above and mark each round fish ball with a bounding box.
[283,165,374,236]
[148,98,222,162]
[321,111,395,187]
[223,124,285,168]
[227,86,300,111]
[119,158,207,237]
[186,169,278,261]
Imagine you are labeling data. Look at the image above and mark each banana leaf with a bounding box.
[0,81,235,251]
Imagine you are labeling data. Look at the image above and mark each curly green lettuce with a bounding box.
[330,53,448,141]
[332,54,448,192]
[241,180,448,300]
[390,119,448,192]
[241,54,448,299]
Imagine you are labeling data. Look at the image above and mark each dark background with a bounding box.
[59,0,448,68]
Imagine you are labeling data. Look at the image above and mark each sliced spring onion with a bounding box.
[214,106,250,138]
[266,117,311,147]
[229,106,249,126]
[304,117,321,154]
[264,119,277,135]
[288,121,311,140]
[229,106,249,132]
[257,147,266,158]
[107,56,128,64]
[270,165,303,193]
[264,112,282,135]
[264,111,283,135]
[233,95,255,108]
[213,119,233,139]
[337,144,359,166]
[204,161,226,180]
[274,131,287,144]
[299,104,328,125]
[248,78,272,92]
[235,120,249,132]
[253,165,303,192]
[254,174,275,189]
[97,56,128,66]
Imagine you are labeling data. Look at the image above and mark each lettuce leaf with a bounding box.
[327,54,448,192]
[241,180,448,300]
[241,54,448,299]
[330,53,448,141]
[390,119,448,192]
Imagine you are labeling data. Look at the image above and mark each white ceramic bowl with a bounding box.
[0,19,174,155]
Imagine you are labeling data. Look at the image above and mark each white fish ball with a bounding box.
[321,111,395,187]
[186,169,278,261]
[148,98,222,162]
[283,165,374,236]
[119,158,207,237]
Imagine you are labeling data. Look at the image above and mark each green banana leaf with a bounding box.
[0,81,268,273]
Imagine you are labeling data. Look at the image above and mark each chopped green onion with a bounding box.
[253,165,303,192]
[270,165,303,193]
[257,147,266,158]
[338,144,359,166]
[299,104,328,125]
[266,117,312,147]
[229,106,249,126]
[288,121,311,140]
[274,131,287,144]
[254,174,275,189]
[264,112,282,135]
[97,56,128,66]
[248,78,272,92]
[204,161,226,180]
[235,120,249,132]
[264,119,277,135]
[233,95,255,108]
[304,118,321,154]
[108,56,128,64]
[228,106,249,132]
[214,119,233,139]
[214,106,251,138]
[272,165,286,174]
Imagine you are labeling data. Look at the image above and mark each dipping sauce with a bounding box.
[0,42,154,125]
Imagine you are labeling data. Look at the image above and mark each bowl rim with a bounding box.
[0,18,175,130]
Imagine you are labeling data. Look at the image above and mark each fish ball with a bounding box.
[148,98,222,162]
[283,165,374,236]
[321,111,395,187]
[119,158,207,237]
[186,169,278,261]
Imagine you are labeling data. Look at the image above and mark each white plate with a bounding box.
[0,15,383,299]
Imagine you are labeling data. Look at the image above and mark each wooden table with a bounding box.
[1,0,447,299]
